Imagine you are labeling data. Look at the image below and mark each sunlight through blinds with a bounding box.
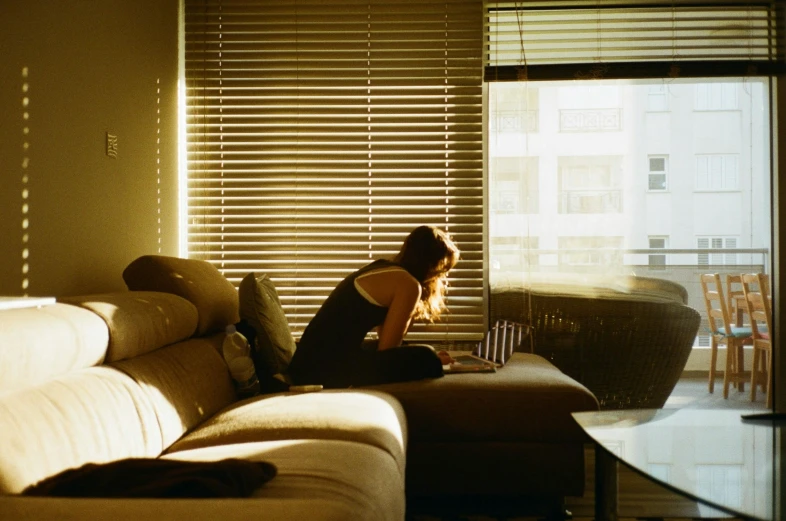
[484,0,785,81]
[185,0,485,340]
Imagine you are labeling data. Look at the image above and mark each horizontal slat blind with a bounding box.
[485,0,785,80]
[185,0,485,340]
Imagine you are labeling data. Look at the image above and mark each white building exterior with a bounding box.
[488,79,771,350]
[489,79,770,274]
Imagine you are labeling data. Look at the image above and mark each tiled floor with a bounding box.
[663,373,768,411]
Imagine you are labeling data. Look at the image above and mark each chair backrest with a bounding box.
[725,273,744,319]
[700,273,734,336]
[740,273,772,341]
[760,273,771,299]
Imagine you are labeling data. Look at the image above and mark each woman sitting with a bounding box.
[287,225,458,388]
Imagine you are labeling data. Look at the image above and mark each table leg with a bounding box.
[595,444,618,521]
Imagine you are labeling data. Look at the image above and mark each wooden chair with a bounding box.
[740,273,772,408]
[700,274,751,397]
[725,274,747,327]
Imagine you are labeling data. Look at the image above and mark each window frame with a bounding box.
[695,154,740,192]
[648,155,669,192]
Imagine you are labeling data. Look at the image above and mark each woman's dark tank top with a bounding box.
[287,259,401,383]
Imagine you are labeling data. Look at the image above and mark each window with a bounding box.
[558,156,623,214]
[489,84,539,133]
[696,155,739,191]
[490,236,539,272]
[559,236,624,269]
[483,0,779,412]
[698,237,738,266]
[649,237,668,269]
[488,79,768,282]
[490,157,539,214]
[648,156,668,191]
[559,85,621,132]
[696,465,743,508]
[647,464,671,483]
[695,83,739,111]
[647,85,669,112]
[184,0,485,340]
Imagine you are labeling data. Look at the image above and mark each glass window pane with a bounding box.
[489,79,771,396]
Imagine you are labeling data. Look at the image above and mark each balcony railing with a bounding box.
[490,110,539,133]
[489,247,770,346]
[559,108,621,132]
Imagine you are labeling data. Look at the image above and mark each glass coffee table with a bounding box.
[573,409,780,521]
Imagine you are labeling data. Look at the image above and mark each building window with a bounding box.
[560,108,622,132]
[696,465,742,508]
[558,85,621,132]
[648,155,668,191]
[490,236,539,272]
[698,237,738,266]
[490,157,539,214]
[489,84,539,133]
[695,83,738,111]
[696,154,738,191]
[647,85,669,112]
[649,236,668,269]
[559,156,623,214]
[559,236,624,269]
[647,463,671,483]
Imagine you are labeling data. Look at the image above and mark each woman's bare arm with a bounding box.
[376,274,420,350]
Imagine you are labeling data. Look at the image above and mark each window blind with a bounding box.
[185,0,485,340]
[484,0,785,81]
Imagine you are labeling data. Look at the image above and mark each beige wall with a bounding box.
[0,0,179,297]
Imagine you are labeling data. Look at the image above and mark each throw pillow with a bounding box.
[238,272,296,377]
[122,255,240,336]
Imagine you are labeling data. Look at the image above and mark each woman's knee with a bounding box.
[379,345,443,380]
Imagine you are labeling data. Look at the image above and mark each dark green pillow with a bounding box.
[238,272,296,376]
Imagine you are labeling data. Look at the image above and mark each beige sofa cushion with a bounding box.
[60,292,198,363]
[166,390,408,478]
[0,367,162,494]
[112,335,236,450]
[0,303,108,393]
[369,352,599,444]
[165,439,405,521]
[0,440,405,521]
[123,255,240,336]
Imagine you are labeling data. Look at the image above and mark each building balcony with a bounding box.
[559,189,622,213]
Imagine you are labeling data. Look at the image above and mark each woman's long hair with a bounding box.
[393,226,460,322]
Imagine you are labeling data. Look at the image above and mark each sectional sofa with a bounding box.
[0,256,599,521]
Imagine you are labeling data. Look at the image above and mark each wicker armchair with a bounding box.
[489,273,701,409]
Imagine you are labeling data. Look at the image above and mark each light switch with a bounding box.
[106,132,118,158]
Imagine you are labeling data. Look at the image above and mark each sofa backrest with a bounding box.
[0,292,237,494]
[0,364,164,493]
[60,291,200,363]
[0,303,109,392]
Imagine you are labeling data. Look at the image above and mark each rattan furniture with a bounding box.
[489,273,701,409]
